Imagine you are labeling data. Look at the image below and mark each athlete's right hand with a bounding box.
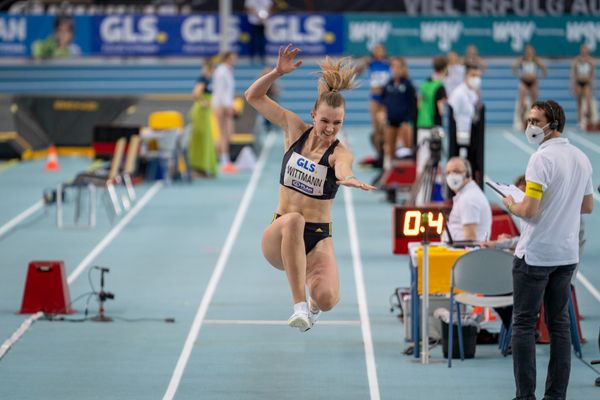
[276,44,302,76]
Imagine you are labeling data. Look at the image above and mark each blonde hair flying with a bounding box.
[313,57,357,111]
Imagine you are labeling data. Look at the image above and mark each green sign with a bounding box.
[344,15,600,56]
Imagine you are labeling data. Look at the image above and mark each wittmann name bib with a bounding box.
[283,152,328,196]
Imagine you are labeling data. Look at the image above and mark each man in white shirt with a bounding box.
[448,64,481,159]
[503,100,593,400]
[212,52,237,172]
[245,0,272,65]
[443,156,492,241]
[443,51,465,96]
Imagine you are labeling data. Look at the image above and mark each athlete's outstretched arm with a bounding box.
[333,148,376,191]
[245,44,306,134]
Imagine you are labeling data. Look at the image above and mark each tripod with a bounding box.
[91,267,114,322]
[410,157,441,205]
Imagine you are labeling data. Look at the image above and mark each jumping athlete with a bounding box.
[244,44,375,332]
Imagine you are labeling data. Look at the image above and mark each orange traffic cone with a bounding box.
[45,145,59,171]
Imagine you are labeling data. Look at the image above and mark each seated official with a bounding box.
[443,157,492,241]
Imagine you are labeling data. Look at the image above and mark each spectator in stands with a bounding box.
[443,156,492,241]
[356,43,391,164]
[513,44,547,128]
[417,55,448,131]
[380,57,416,173]
[413,55,448,179]
[188,58,218,178]
[448,64,482,158]
[464,44,487,72]
[571,44,596,127]
[212,51,238,173]
[444,50,465,96]
[32,16,81,59]
[244,45,375,332]
[245,0,273,65]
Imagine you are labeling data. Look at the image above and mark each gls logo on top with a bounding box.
[182,15,239,43]
[100,16,163,43]
[296,156,316,173]
[263,14,343,54]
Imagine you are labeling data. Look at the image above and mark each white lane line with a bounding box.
[0,182,163,361]
[501,131,600,304]
[0,200,43,239]
[162,133,275,400]
[567,131,600,154]
[0,312,43,360]
[68,181,162,284]
[204,319,360,326]
[576,272,600,304]
[343,187,380,400]
[502,131,534,155]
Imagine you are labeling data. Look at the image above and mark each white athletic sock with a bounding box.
[293,301,308,314]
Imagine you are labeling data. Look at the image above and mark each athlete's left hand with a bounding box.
[337,177,377,191]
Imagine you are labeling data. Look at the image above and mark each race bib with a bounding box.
[283,152,328,196]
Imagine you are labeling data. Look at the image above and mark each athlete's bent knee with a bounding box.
[313,289,339,311]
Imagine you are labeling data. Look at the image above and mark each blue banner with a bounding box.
[0,15,89,57]
[90,14,228,56]
[89,13,343,56]
[261,14,343,56]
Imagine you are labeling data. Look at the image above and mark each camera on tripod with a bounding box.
[98,291,115,302]
[425,127,443,165]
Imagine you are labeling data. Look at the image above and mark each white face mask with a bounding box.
[525,122,551,145]
[467,76,481,91]
[446,173,464,192]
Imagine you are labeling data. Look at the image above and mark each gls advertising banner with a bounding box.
[90,14,230,55]
[345,15,600,57]
[90,13,343,56]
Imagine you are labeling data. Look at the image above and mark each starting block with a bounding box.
[19,261,73,314]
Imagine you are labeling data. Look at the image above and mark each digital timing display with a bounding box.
[401,210,444,236]
[393,206,451,254]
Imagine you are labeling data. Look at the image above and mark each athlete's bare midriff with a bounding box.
[276,186,333,223]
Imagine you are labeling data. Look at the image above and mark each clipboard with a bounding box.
[485,179,525,203]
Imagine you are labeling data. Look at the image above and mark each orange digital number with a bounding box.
[427,212,444,235]
[403,211,421,236]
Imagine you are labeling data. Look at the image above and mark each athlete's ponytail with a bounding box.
[313,57,357,111]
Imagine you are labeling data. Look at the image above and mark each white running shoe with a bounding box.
[287,311,310,332]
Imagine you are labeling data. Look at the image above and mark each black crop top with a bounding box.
[279,127,340,200]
